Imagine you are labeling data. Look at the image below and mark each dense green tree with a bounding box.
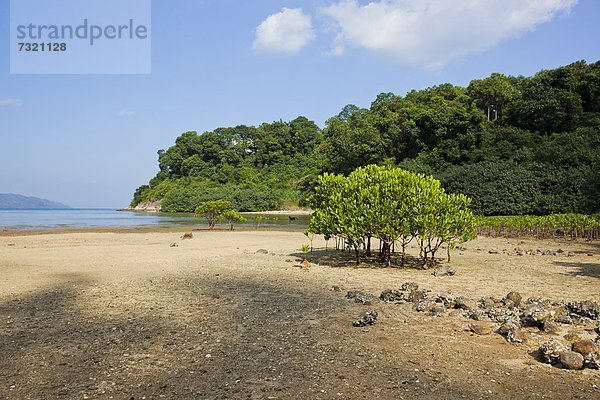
[467,73,519,121]
[131,60,600,217]
[308,165,475,267]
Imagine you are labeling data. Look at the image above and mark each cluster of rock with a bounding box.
[353,311,378,327]
[539,338,599,370]
[486,247,579,257]
[347,283,600,370]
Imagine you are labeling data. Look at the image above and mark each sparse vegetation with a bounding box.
[476,214,600,240]
[222,210,246,231]
[195,200,233,230]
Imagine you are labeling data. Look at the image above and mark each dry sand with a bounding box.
[0,230,598,399]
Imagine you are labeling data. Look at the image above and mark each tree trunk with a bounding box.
[380,241,392,267]
[401,242,407,268]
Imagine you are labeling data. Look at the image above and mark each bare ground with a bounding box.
[0,231,598,399]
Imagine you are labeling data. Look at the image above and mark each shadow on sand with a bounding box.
[553,260,600,279]
[289,247,426,269]
[0,271,490,399]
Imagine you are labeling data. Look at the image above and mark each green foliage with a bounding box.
[308,165,476,267]
[130,185,150,207]
[222,210,245,231]
[195,200,233,230]
[439,160,592,215]
[131,60,600,217]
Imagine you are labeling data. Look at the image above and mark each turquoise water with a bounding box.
[0,209,309,231]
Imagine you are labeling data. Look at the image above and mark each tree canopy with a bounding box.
[308,165,476,267]
[131,60,600,215]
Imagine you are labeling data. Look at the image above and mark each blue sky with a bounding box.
[0,0,598,207]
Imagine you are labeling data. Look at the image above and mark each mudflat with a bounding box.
[1,230,598,399]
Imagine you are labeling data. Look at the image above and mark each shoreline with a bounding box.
[241,209,312,216]
[117,208,313,216]
[0,224,307,237]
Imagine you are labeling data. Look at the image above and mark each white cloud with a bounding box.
[253,8,315,54]
[321,0,578,69]
[0,98,24,107]
[117,110,135,117]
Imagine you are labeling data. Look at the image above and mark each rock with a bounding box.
[331,285,342,292]
[433,266,455,277]
[429,304,446,317]
[559,351,584,370]
[522,302,553,326]
[454,296,474,311]
[506,291,523,307]
[480,297,496,310]
[170,242,178,247]
[507,328,527,343]
[572,340,599,356]
[486,306,518,323]
[408,289,427,303]
[542,321,560,334]
[129,200,162,212]
[433,294,455,307]
[596,320,600,335]
[181,232,193,239]
[567,251,575,257]
[503,299,515,309]
[567,300,600,319]
[498,321,520,336]
[353,311,378,327]
[415,300,433,313]
[469,309,484,321]
[469,322,493,335]
[555,310,573,325]
[255,249,269,254]
[563,332,581,342]
[380,289,406,302]
[300,259,311,270]
[401,282,420,291]
[346,291,375,305]
[488,249,499,254]
[539,340,569,364]
[557,248,564,254]
[584,352,600,369]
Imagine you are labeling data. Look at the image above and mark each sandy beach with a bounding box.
[0,230,598,399]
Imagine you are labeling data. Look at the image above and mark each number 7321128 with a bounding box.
[18,42,67,51]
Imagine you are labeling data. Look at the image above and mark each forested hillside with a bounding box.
[0,194,69,209]
[131,60,600,215]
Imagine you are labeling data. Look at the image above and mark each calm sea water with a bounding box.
[0,209,310,231]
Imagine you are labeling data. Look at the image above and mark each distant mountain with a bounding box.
[0,193,69,209]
